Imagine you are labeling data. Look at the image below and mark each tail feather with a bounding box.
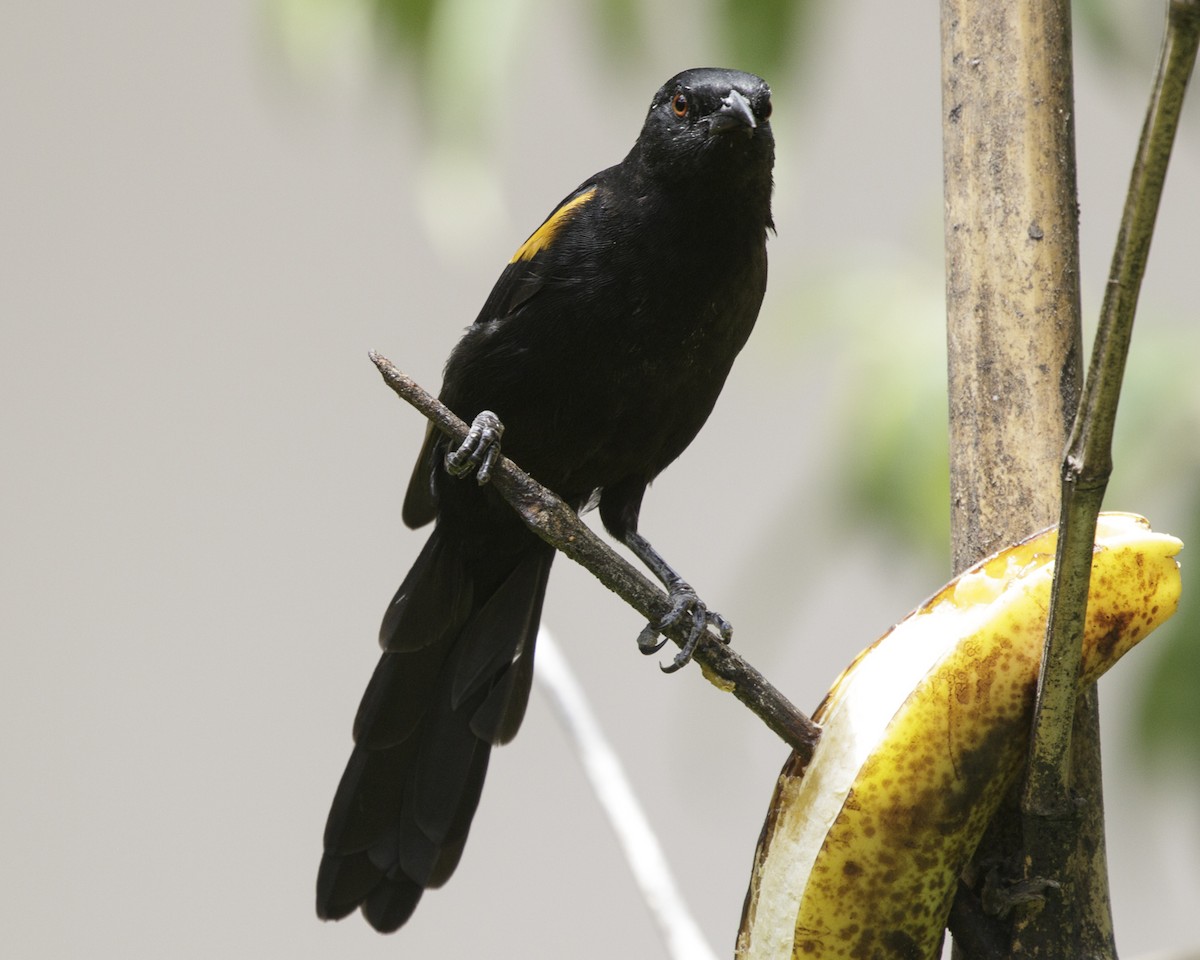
[452,551,549,707]
[471,639,538,744]
[379,530,473,652]
[352,643,450,749]
[322,741,415,854]
[384,799,474,889]
[317,522,554,932]
[411,702,492,844]
[427,834,469,888]
[393,807,449,885]
[315,850,378,921]
[362,876,422,933]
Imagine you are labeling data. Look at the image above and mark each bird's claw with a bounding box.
[637,582,732,673]
[636,623,670,656]
[445,410,504,484]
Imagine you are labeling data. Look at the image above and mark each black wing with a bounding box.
[401,179,605,528]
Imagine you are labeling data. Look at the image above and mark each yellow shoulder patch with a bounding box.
[509,187,597,263]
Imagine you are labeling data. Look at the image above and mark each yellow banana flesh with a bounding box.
[736,512,1182,960]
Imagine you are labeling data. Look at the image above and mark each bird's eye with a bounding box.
[671,93,689,118]
[760,98,772,120]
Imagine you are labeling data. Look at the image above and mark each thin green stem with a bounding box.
[1017,1,1200,952]
[1023,0,1200,819]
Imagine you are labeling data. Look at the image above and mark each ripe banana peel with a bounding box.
[736,512,1182,960]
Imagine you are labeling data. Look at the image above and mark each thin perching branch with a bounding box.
[367,350,822,762]
[1019,0,1200,947]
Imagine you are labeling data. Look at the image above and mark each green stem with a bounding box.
[1018,0,1200,950]
[1024,0,1200,819]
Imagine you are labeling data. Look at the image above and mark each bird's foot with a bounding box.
[636,581,732,673]
[444,410,504,484]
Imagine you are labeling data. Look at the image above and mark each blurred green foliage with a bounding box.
[777,263,952,559]
[1074,0,1167,71]
[274,0,820,80]
[374,0,439,54]
[1138,509,1200,771]
[269,0,1162,85]
[714,0,817,81]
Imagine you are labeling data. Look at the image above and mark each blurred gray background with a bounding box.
[3,1,1198,957]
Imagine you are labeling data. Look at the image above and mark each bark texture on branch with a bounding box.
[941,0,1083,573]
[939,0,1110,956]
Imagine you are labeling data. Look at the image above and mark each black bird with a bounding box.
[317,67,775,933]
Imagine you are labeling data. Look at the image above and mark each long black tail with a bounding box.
[316,520,552,931]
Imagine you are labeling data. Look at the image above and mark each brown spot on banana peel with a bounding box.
[736,513,1182,960]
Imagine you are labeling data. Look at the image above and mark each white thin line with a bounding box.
[535,626,720,960]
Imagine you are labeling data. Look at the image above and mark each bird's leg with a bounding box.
[444,410,504,484]
[622,529,732,673]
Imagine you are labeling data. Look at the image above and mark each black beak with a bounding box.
[708,88,757,135]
